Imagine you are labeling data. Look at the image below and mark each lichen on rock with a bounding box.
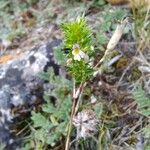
[0,39,61,149]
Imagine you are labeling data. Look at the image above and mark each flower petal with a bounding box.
[79,51,86,58]
[73,44,80,50]
[74,55,81,61]
[72,48,79,56]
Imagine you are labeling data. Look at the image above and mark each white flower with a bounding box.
[72,44,86,61]
[73,110,99,139]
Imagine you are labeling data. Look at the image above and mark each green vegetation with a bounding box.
[21,68,72,149]
[0,0,150,150]
[33,72,72,146]
[0,0,36,41]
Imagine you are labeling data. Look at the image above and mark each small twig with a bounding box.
[16,124,30,136]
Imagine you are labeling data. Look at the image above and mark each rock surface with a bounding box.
[0,39,61,149]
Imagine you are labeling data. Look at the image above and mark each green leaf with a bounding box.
[34,128,47,144]
[61,17,93,51]
[0,1,9,10]
[133,86,150,117]
[69,61,93,83]
[30,67,72,148]
[46,133,59,146]
[42,104,56,114]
[145,146,150,150]
[53,46,66,65]
[57,122,67,135]
[96,32,108,45]
[31,112,51,129]
[20,143,33,150]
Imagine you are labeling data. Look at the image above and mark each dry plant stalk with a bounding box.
[130,0,150,9]
[95,18,128,69]
[65,81,86,150]
[107,18,128,51]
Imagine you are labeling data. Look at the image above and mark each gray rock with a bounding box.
[0,39,61,149]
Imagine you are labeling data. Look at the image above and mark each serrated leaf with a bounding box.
[31,112,51,129]
[46,133,59,146]
[42,104,56,114]
[133,86,150,117]
[34,129,47,144]
[57,122,67,135]
[53,46,66,65]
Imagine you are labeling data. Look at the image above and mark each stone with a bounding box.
[0,39,61,149]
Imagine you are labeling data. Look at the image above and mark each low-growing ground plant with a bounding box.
[0,0,37,41]
[18,2,150,150]
[0,0,150,150]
